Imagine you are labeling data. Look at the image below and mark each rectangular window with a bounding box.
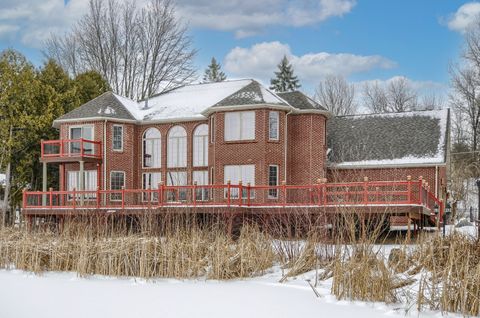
[112,125,123,151]
[224,111,255,141]
[69,125,94,154]
[210,116,215,143]
[110,171,125,201]
[67,170,97,199]
[166,171,187,201]
[224,165,255,199]
[142,172,161,201]
[193,170,209,201]
[268,165,279,199]
[269,111,279,140]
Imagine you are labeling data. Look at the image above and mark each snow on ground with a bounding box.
[0,268,462,318]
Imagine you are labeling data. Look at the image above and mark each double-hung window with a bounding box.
[224,111,255,141]
[223,165,255,199]
[268,165,279,199]
[110,171,125,201]
[269,111,279,140]
[112,125,123,151]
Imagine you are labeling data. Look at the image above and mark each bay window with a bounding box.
[224,111,255,141]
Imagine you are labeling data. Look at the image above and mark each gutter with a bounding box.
[435,165,439,198]
[103,120,107,194]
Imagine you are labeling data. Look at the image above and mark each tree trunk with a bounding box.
[1,161,11,228]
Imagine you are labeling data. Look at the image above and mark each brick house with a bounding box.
[24,79,450,226]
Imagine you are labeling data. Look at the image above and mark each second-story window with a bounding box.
[167,125,187,168]
[112,125,123,151]
[224,111,255,141]
[70,125,94,154]
[193,124,208,167]
[143,128,161,168]
[269,111,279,140]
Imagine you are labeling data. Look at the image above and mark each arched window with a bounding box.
[167,126,187,168]
[193,124,208,167]
[143,128,161,168]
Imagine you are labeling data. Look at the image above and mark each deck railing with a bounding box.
[22,179,444,220]
[41,139,102,160]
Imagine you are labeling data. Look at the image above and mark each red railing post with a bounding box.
[121,186,125,209]
[80,138,84,157]
[158,182,164,207]
[96,187,100,209]
[49,187,53,209]
[363,176,368,204]
[282,180,287,207]
[22,188,27,209]
[60,140,63,157]
[247,183,251,207]
[227,181,231,207]
[73,188,76,210]
[238,181,243,207]
[193,182,197,207]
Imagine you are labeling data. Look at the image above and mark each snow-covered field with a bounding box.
[1,226,476,318]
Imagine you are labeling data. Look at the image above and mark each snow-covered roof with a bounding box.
[327,109,450,168]
[54,79,326,125]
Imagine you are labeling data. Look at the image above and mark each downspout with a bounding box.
[284,108,293,183]
[435,165,439,198]
[103,120,107,193]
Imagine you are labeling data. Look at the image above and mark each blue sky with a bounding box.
[0,0,478,96]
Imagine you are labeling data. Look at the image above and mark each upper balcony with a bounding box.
[41,139,102,163]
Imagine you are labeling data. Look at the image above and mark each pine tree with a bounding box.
[203,57,226,83]
[269,55,301,92]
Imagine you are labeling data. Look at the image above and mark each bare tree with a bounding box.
[45,0,196,100]
[363,77,417,113]
[314,75,356,116]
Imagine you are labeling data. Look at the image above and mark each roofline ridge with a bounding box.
[336,107,449,118]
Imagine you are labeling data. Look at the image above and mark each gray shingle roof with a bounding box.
[327,109,450,167]
[277,91,327,111]
[213,81,287,107]
[56,92,136,121]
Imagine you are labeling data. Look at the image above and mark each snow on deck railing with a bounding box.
[22,179,443,218]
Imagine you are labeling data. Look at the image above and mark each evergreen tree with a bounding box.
[73,71,110,106]
[269,55,301,92]
[203,57,226,83]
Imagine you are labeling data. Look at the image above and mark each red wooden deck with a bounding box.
[41,139,102,163]
[22,180,445,222]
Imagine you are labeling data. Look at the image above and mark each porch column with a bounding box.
[79,160,85,206]
[42,161,47,206]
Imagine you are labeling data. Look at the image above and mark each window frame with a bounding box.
[193,124,209,167]
[167,125,187,168]
[193,170,209,201]
[68,124,95,155]
[142,172,162,202]
[112,124,124,152]
[110,171,125,202]
[268,165,279,199]
[210,116,215,143]
[224,111,256,142]
[142,128,161,169]
[223,164,255,199]
[268,111,279,141]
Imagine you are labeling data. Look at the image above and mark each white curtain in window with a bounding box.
[67,171,97,191]
[193,124,208,167]
[168,126,187,167]
[143,128,161,168]
[223,165,255,198]
[224,111,255,141]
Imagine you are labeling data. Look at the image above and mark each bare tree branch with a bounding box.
[314,75,357,116]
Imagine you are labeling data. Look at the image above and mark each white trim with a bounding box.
[202,103,291,116]
[53,117,136,128]
[112,124,124,152]
[68,124,95,140]
[268,111,279,141]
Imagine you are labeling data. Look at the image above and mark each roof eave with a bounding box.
[53,117,138,128]
[201,104,292,116]
[291,108,332,118]
[327,162,447,169]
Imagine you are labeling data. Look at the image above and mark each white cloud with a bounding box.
[0,24,20,37]
[176,0,356,38]
[446,2,480,33]
[224,41,396,84]
[0,0,89,48]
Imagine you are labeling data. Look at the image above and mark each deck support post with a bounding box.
[407,215,412,242]
[42,161,47,206]
[79,160,85,206]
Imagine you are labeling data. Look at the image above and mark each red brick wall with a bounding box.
[287,113,327,184]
